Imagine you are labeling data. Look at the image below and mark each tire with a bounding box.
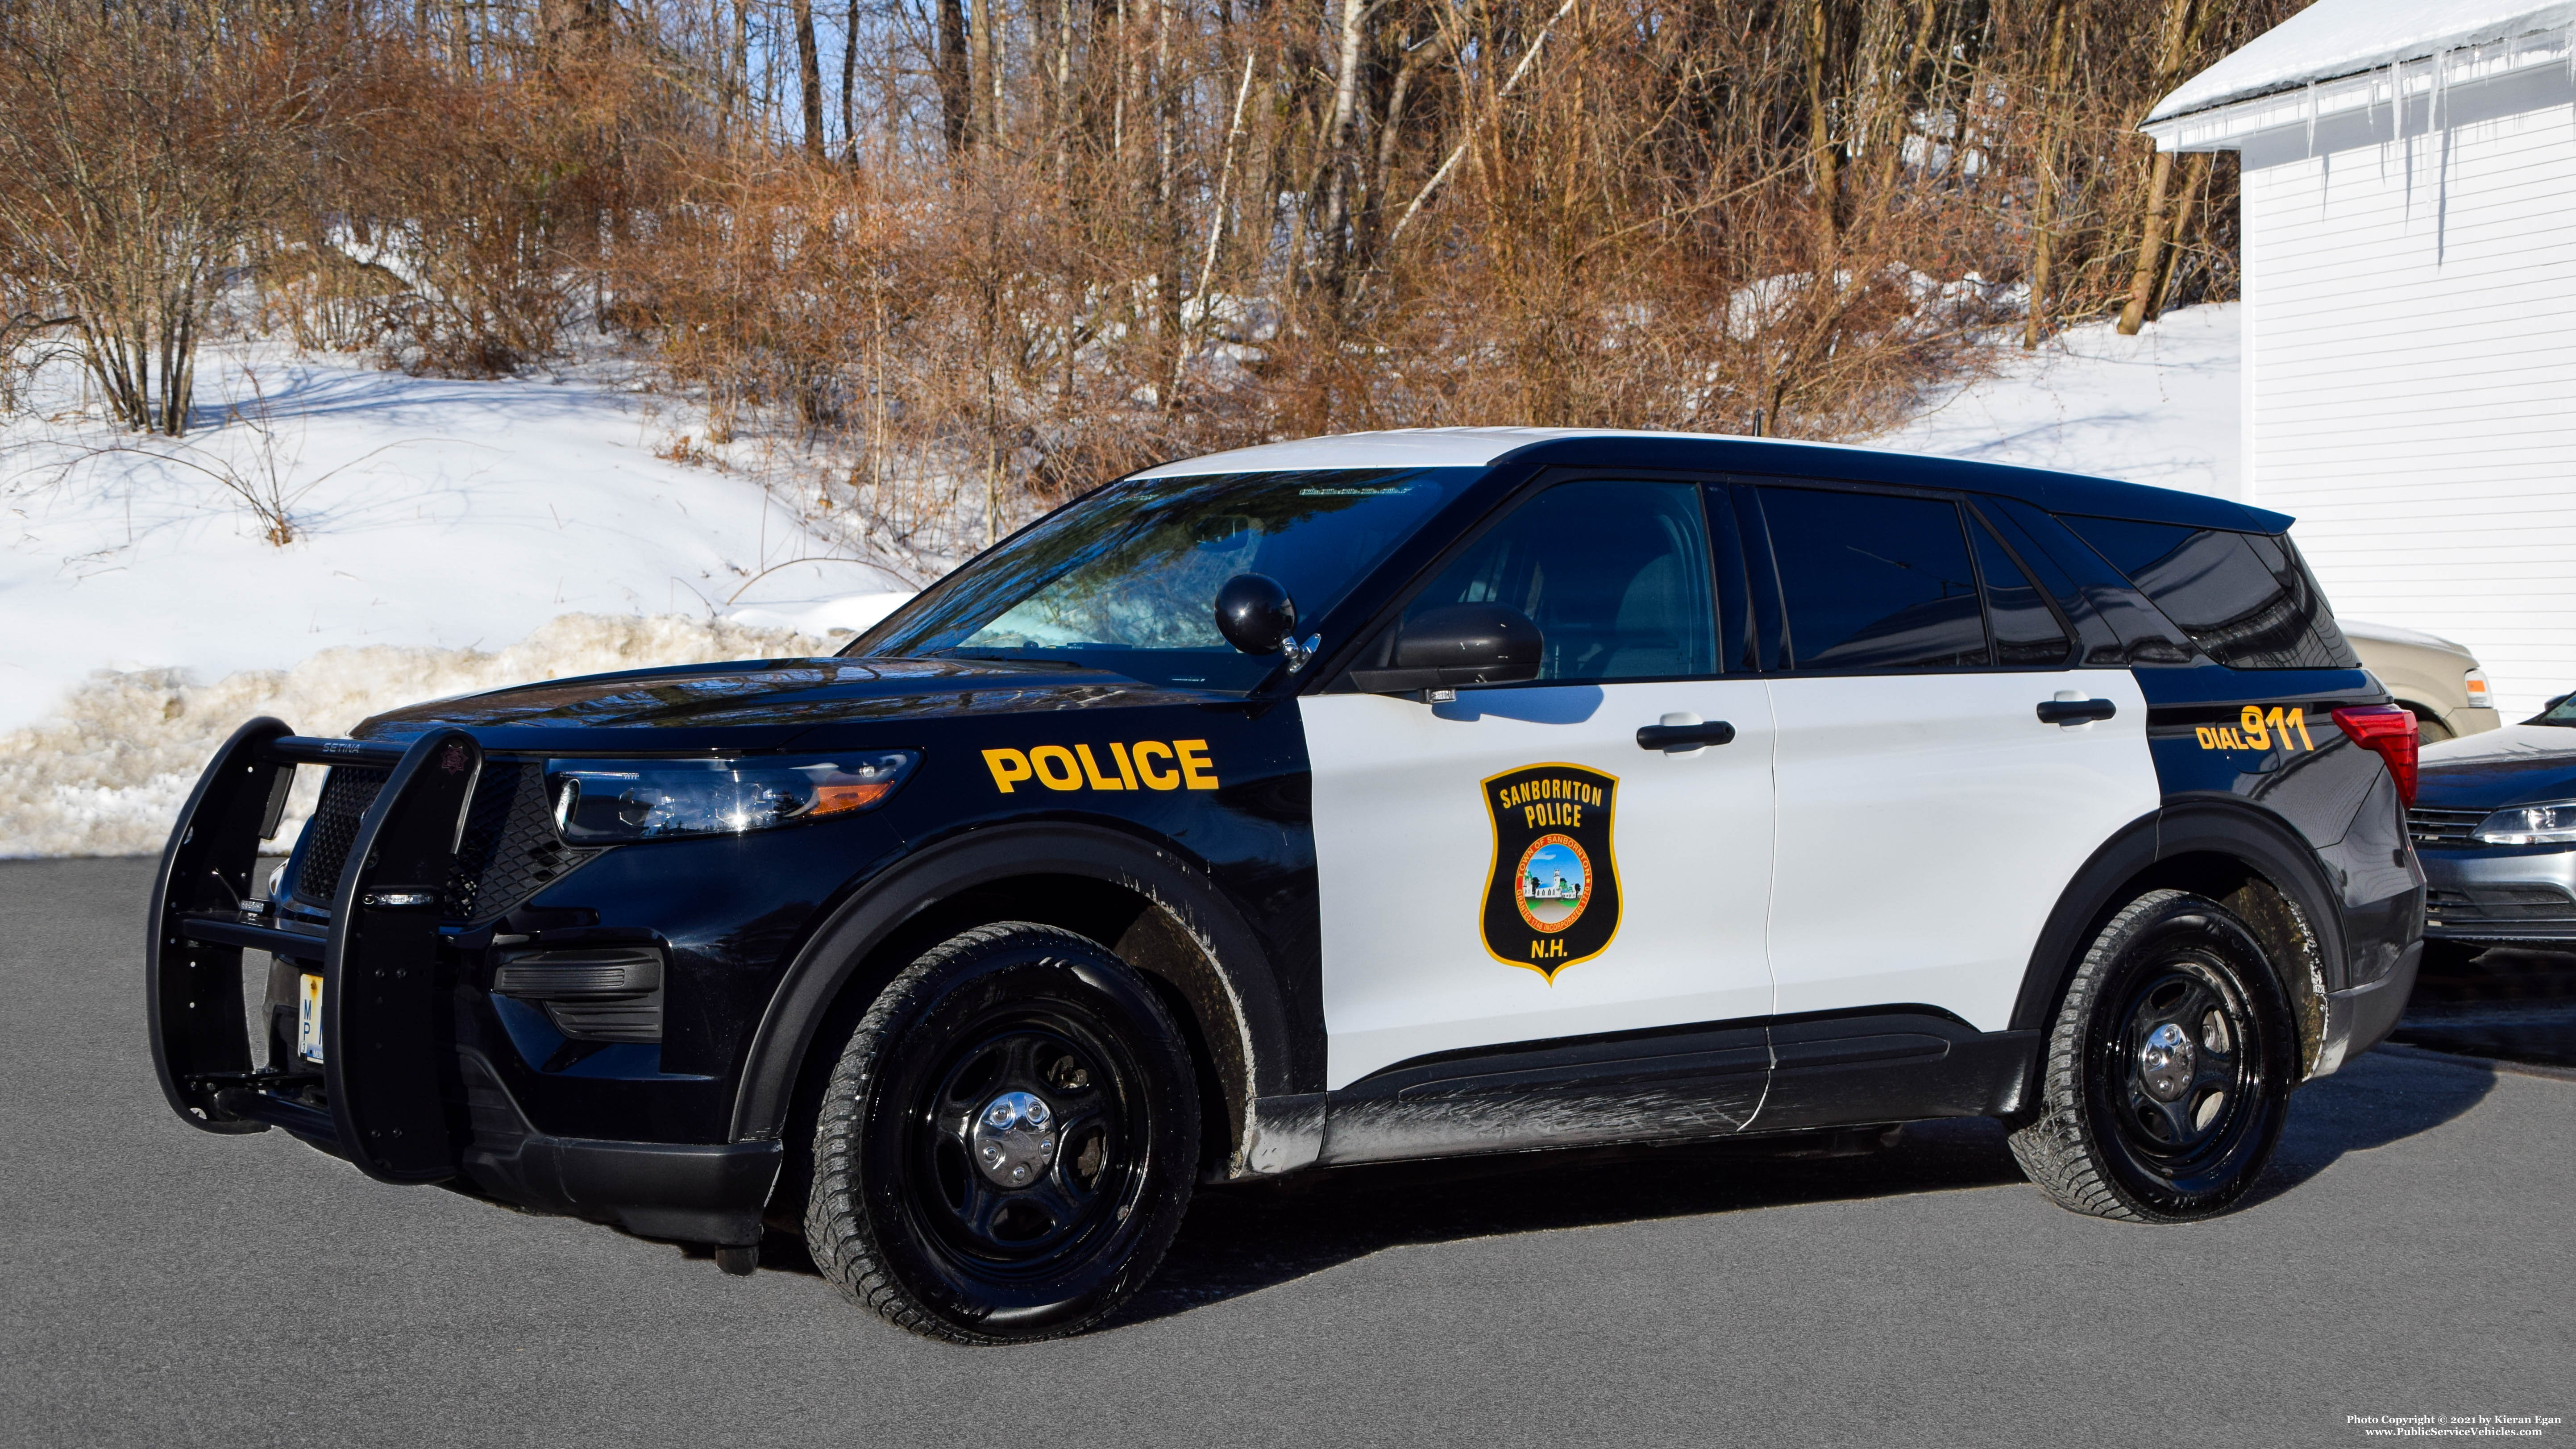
[804,922,1199,1343]
[2009,889,2295,1223]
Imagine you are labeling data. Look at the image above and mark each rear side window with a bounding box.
[1761,488,1987,670]
[2061,516,2359,670]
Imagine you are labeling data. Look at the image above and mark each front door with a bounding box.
[1304,478,1778,1091]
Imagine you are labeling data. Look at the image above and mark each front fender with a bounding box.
[725,821,1299,1166]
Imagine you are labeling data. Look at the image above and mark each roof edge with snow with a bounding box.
[2145,0,2576,145]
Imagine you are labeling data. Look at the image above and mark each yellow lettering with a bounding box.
[2265,706,2289,749]
[1568,802,1581,828]
[1132,740,1180,790]
[2240,706,2270,750]
[2289,708,2314,751]
[1030,745,1083,791]
[1109,741,1140,789]
[1075,743,1123,790]
[2196,727,2218,749]
[1176,739,1221,790]
[982,748,1033,793]
[1530,937,1565,960]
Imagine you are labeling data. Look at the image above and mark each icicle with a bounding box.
[2307,78,2320,155]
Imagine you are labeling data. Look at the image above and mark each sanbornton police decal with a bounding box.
[1481,763,1620,980]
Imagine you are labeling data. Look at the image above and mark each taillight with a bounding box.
[2333,705,2419,807]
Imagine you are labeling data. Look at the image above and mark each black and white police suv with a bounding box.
[150,428,2426,1342]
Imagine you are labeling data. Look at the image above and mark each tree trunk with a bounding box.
[2116,0,2195,333]
[2147,151,2213,318]
[2115,147,2173,333]
[794,0,825,159]
[1314,0,1368,295]
[2022,0,2068,351]
[1806,0,1841,254]
[842,0,860,161]
[935,0,972,155]
[1871,0,1942,207]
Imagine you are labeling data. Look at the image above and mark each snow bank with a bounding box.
[0,613,827,858]
[1872,303,2242,500]
[0,340,913,734]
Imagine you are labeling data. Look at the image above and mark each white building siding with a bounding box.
[2241,82,2576,717]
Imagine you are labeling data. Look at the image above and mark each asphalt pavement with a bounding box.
[5,856,2571,1448]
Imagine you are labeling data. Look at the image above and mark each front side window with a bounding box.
[1398,480,1719,683]
[2061,516,2358,670]
[855,468,1479,690]
[1761,487,1988,670]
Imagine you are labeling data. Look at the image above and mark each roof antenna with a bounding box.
[1752,408,1767,438]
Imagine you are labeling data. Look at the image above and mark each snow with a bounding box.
[2149,0,2576,122]
[1870,303,2243,500]
[0,341,913,735]
[0,613,835,858]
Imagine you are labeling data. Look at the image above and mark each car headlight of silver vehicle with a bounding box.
[2470,800,2576,846]
[547,752,919,843]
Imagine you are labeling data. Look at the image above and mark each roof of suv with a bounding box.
[1132,428,2295,534]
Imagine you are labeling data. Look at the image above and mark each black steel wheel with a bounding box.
[805,922,1198,1343]
[2010,889,2295,1222]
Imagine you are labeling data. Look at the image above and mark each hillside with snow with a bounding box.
[1,307,2245,856]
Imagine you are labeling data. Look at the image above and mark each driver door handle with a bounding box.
[1637,721,1737,752]
[2036,698,2118,726]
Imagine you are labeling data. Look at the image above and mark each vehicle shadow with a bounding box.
[715,1046,2498,1321]
[2241,1044,2497,1208]
[1111,1119,2028,1328]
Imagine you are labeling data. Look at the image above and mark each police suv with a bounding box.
[149,429,2425,1342]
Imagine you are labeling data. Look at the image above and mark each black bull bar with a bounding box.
[147,718,484,1185]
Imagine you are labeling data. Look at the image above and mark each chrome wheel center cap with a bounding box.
[2138,1022,2196,1102]
[970,1090,1058,1187]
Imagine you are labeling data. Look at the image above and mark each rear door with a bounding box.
[1303,477,1777,1091]
[1750,484,2159,1034]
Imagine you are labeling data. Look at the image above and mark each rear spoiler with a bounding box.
[145,719,488,1185]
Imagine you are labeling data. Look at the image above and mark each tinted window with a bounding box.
[2062,516,2359,670]
[859,468,1478,690]
[1970,515,2075,667]
[1402,480,1717,682]
[1762,488,1987,670]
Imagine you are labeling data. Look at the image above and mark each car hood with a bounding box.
[353,656,1223,754]
[2416,723,2576,810]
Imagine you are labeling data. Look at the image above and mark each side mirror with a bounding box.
[1214,573,1297,656]
[1349,604,1543,695]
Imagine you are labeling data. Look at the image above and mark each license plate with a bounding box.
[297,974,325,1063]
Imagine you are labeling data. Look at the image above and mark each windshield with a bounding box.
[2533,693,2576,726]
[852,468,1482,690]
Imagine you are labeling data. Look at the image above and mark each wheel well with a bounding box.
[2074,851,2332,1077]
[762,874,1248,1230]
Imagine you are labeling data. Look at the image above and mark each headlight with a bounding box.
[2470,801,2576,846]
[2464,668,2493,709]
[547,752,918,843]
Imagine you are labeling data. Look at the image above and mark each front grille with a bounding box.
[2426,885,2576,926]
[289,758,602,922]
[293,767,390,902]
[444,762,602,922]
[2407,807,2487,846]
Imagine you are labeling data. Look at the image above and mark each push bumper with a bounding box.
[146,719,776,1246]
